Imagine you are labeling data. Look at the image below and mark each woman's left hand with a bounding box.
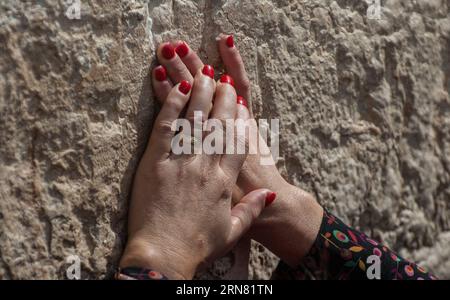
[119,65,273,279]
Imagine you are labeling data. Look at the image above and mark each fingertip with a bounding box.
[175,41,189,58]
[158,42,176,61]
[201,64,215,79]
[226,35,234,48]
[240,189,271,206]
[178,80,192,95]
[216,77,237,101]
[240,189,272,219]
[219,74,235,87]
[237,96,248,108]
[265,191,277,207]
[152,65,174,104]
[191,65,215,92]
[227,188,271,246]
[217,33,234,48]
[154,65,167,82]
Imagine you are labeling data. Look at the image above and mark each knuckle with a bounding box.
[232,213,245,232]
[214,117,229,128]
[172,62,190,79]
[235,131,249,151]
[186,114,207,124]
[165,97,185,112]
[222,188,233,200]
[218,176,234,198]
[154,120,175,137]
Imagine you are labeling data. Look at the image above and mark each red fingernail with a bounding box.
[154,66,167,81]
[220,74,235,87]
[202,65,215,79]
[265,192,276,207]
[179,80,191,95]
[226,35,234,48]
[175,42,189,58]
[162,44,175,60]
[237,96,248,108]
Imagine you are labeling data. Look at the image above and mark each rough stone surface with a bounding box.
[0,0,449,279]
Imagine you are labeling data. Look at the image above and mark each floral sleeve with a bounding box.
[274,209,437,280]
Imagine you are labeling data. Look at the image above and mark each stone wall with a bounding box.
[0,0,449,279]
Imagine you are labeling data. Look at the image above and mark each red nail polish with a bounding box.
[202,65,215,79]
[179,80,191,95]
[226,35,234,48]
[220,74,235,87]
[162,44,175,60]
[154,66,167,81]
[175,42,189,58]
[265,192,276,207]
[237,96,248,108]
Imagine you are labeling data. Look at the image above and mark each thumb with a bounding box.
[226,189,276,247]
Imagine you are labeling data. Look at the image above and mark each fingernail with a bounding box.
[202,65,215,79]
[237,96,248,108]
[154,66,167,82]
[162,43,175,60]
[175,42,189,58]
[220,74,235,87]
[265,192,276,207]
[179,80,191,95]
[226,35,234,48]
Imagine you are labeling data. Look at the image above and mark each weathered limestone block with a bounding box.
[0,0,449,279]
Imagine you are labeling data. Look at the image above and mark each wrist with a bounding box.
[251,182,323,266]
[119,237,200,280]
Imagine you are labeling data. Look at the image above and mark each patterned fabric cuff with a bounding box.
[273,209,437,280]
[115,267,169,280]
[301,209,436,280]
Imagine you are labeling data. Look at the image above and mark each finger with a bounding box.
[152,65,174,104]
[205,77,236,167]
[227,189,276,246]
[217,34,251,104]
[147,81,192,158]
[185,65,215,121]
[232,186,245,206]
[220,100,250,177]
[174,41,204,77]
[157,42,194,84]
[210,75,237,122]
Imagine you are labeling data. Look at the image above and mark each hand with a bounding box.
[150,35,323,266]
[120,66,274,279]
[216,35,324,265]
